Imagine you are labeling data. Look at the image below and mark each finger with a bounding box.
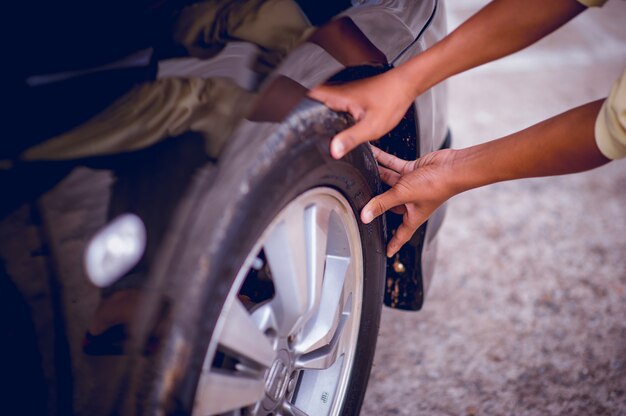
[360,187,405,224]
[371,146,412,173]
[330,118,377,159]
[390,205,407,215]
[386,219,418,258]
[378,166,400,187]
[307,85,333,104]
[308,85,352,114]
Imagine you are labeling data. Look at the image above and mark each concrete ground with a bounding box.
[362,1,626,415]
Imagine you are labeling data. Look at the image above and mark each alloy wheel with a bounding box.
[193,187,364,416]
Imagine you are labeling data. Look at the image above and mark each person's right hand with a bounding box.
[362,146,458,257]
[308,69,416,159]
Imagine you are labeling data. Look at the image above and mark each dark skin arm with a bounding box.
[365,100,609,257]
[309,0,588,158]
[307,0,609,256]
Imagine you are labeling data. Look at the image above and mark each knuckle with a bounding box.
[344,133,357,146]
[394,180,413,197]
[373,197,387,216]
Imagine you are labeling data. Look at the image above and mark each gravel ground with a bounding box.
[362,1,626,415]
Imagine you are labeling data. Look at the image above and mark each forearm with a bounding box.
[447,99,609,193]
[397,0,587,96]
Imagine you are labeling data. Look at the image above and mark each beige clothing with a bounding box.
[574,0,625,159]
[173,0,311,73]
[23,77,253,160]
[576,0,608,7]
[595,69,626,160]
[21,0,311,162]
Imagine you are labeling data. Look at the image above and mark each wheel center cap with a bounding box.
[265,350,291,402]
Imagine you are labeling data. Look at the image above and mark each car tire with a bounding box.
[124,101,386,415]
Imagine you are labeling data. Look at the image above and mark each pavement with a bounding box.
[362,1,626,415]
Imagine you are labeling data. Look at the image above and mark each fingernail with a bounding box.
[332,140,344,158]
[362,210,373,224]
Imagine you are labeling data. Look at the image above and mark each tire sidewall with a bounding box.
[139,111,385,415]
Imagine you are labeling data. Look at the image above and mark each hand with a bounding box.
[308,70,416,159]
[362,146,457,257]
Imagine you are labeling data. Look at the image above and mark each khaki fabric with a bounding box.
[21,0,314,162]
[173,0,311,72]
[596,69,626,160]
[22,77,253,161]
[576,0,608,7]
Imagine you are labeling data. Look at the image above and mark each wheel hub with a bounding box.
[260,345,299,414]
[264,349,292,402]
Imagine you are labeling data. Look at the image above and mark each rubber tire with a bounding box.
[124,102,386,415]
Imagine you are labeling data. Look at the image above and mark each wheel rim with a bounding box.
[192,187,364,416]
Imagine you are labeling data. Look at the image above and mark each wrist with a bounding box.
[394,54,431,98]
[445,146,493,195]
[397,37,456,98]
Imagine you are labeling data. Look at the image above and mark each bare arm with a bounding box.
[447,100,608,191]
[400,0,586,97]
[309,0,588,158]
[365,100,609,257]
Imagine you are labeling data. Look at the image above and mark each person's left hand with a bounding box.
[362,146,458,257]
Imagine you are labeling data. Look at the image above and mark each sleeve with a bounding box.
[595,69,626,160]
[576,0,608,7]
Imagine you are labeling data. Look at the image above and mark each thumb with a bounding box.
[330,117,378,159]
[361,187,405,224]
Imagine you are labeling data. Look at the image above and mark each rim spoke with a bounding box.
[282,401,309,416]
[297,255,350,354]
[194,371,265,415]
[219,298,276,368]
[336,294,358,358]
[250,301,278,335]
[295,294,352,371]
[264,205,310,335]
[304,203,332,324]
